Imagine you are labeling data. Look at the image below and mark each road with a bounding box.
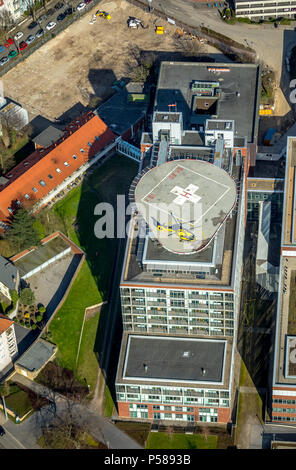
[11,374,142,449]
[139,0,293,81]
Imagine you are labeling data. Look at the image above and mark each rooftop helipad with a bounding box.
[134,159,237,254]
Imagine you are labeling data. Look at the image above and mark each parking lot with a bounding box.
[0,0,218,122]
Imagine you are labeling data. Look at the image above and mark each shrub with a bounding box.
[36,315,42,323]
[39,306,46,314]
[9,290,19,305]
[31,324,37,330]
[19,288,35,306]
[20,320,24,326]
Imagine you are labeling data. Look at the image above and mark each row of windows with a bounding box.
[273,399,296,404]
[26,156,80,198]
[273,416,296,421]
[153,413,194,421]
[273,408,296,413]
[152,406,194,412]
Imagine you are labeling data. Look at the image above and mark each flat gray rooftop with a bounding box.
[32,126,64,148]
[123,335,226,383]
[16,339,56,372]
[134,159,236,254]
[0,255,18,291]
[97,87,148,136]
[13,236,70,277]
[156,62,260,142]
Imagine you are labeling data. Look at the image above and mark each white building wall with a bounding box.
[0,324,17,372]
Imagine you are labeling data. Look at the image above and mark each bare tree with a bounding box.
[26,0,38,20]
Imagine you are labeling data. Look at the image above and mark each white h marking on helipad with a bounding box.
[171,184,201,205]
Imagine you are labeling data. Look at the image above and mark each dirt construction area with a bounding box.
[1,0,220,123]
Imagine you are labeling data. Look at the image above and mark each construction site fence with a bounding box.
[125,0,257,63]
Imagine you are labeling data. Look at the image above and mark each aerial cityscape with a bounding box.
[0,0,295,454]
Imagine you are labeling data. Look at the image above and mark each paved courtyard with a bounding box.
[24,253,82,318]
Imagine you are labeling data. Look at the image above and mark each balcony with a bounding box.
[131,299,146,306]
[190,319,209,326]
[147,300,167,307]
[168,310,188,317]
[190,310,209,318]
[209,295,223,301]
[131,290,145,296]
[168,318,188,326]
[169,327,188,334]
[149,317,167,325]
[191,328,209,335]
[147,308,166,315]
[210,302,223,309]
[189,301,209,308]
[148,326,168,333]
[188,293,208,300]
[146,292,166,298]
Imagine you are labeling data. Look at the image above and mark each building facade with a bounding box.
[0,314,18,374]
[272,136,296,422]
[115,62,261,425]
[235,0,296,19]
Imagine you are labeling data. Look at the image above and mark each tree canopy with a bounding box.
[7,208,40,251]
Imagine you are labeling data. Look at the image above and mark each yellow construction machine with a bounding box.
[96,10,111,20]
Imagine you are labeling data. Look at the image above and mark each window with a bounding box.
[24,194,30,200]
[187,415,194,422]
[32,187,37,192]
[39,180,46,187]
[152,406,160,410]
[56,168,62,174]
[8,207,13,214]
[80,148,85,153]
[48,174,53,179]
[72,155,77,160]
[88,142,92,147]
[153,413,161,420]
[64,162,69,167]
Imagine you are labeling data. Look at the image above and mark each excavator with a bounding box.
[96,10,111,20]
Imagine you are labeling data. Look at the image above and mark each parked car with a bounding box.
[46,21,56,30]
[84,0,93,3]
[0,45,5,53]
[57,12,66,21]
[28,21,38,29]
[64,6,73,15]
[19,41,28,51]
[76,2,86,11]
[14,31,23,41]
[0,56,9,66]
[38,14,47,22]
[54,2,64,10]
[8,50,18,58]
[26,34,35,45]
[4,38,13,47]
[0,426,5,436]
[36,29,44,38]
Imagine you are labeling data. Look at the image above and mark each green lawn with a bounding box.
[46,154,138,388]
[49,260,101,374]
[103,384,115,417]
[76,310,101,390]
[146,432,218,449]
[5,389,32,418]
